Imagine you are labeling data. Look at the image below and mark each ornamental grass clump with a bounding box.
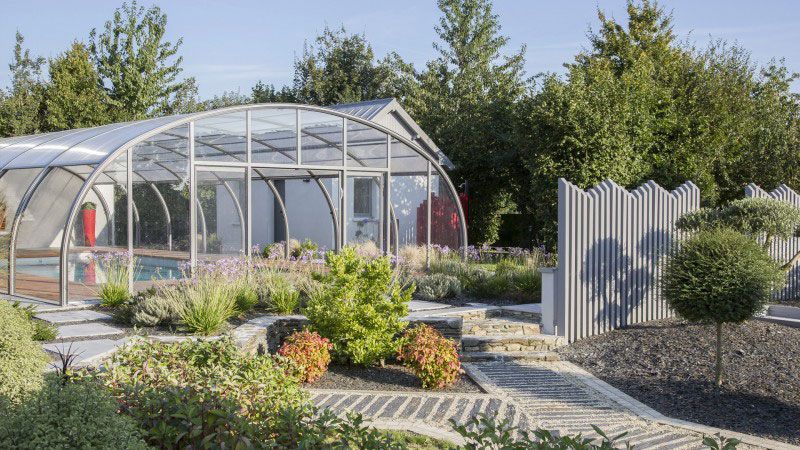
[181,271,238,335]
[304,246,412,366]
[663,228,785,386]
[94,251,137,307]
[278,329,332,383]
[398,324,461,389]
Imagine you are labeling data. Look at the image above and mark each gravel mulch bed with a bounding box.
[559,318,800,445]
[310,364,484,393]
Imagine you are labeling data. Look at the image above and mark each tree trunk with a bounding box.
[715,322,724,387]
[782,249,800,272]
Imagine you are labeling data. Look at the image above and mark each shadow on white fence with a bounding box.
[744,183,800,301]
[541,178,701,342]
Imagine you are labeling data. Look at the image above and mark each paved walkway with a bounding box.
[310,361,778,449]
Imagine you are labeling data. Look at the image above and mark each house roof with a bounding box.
[327,98,454,169]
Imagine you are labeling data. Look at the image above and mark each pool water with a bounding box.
[12,256,183,282]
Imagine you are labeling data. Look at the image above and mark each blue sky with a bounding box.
[2,0,800,98]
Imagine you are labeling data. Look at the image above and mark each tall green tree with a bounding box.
[519,0,800,246]
[407,0,527,244]
[0,31,46,137]
[89,1,196,120]
[43,42,111,131]
[289,26,413,105]
[251,81,297,103]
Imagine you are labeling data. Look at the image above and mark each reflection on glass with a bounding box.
[252,108,297,164]
[347,174,384,249]
[430,173,462,251]
[195,112,247,162]
[301,111,343,166]
[196,167,247,258]
[0,168,44,294]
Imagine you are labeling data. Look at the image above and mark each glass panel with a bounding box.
[0,168,44,293]
[132,124,190,287]
[347,121,387,168]
[14,166,90,302]
[196,167,247,258]
[430,172,462,251]
[391,167,428,253]
[391,138,430,173]
[301,111,343,166]
[195,112,247,162]
[252,168,338,259]
[67,154,129,300]
[252,108,297,164]
[346,173,384,249]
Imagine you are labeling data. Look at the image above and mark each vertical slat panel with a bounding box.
[553,178,701,342]
[745,183,800,301]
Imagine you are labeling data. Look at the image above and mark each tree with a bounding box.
[289,26,412,106]
[518,0,800,247]
[407,0,527,244]
[662,228,784,386]
[677,197,800,271]
[251,81,296,103]
[89,1,195,120]
[0,31,46,137]
[43,42,111,131]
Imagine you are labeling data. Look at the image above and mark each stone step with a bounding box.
[460,351,560,362]
[463,317,541,336]
[56,323,125,340]
[43,337,129,367]
[35,309,113,325]
[461,334,565,353]
[407,305,498,321]
[499,304,542,321]
[757,315,800,328]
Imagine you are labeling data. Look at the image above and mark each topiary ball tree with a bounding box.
[662,228,785,386]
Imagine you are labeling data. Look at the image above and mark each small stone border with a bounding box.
[555,361,799,450]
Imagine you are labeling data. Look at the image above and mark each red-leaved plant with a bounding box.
[397,324,461,389]
[278,329,332,383]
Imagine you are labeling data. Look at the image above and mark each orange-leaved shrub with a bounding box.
[278,329,332,383]
[398,324,461,389]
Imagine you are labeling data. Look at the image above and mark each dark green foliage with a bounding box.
[9,302,57,342]
[677,198,800,248]
[0,32,46,137]
[43,42,111,130]
[663,228,784,384]
[663,229,783,325]
[304,246,412,365]
[234,284,259,314]
[89,1,197,119]
[0,376,149,449]
[518,1,800,246]
[452,413,631,449]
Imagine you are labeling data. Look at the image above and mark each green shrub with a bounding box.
[467,269,511,298]
[278,329,332,383]
[509,265,542,303]
[268,278,301,314]
[663,228,784,385]
[452,414,631,450]
[129,285,183,326]
[414,273,462,301]
[9,302,57,341]
[91,338,307,448]
[398,324,461,389]
[304,246,412,365]
[0,301,47,403]
[180,273,238,335]
[0,376,148,449]
[292,238,319,259]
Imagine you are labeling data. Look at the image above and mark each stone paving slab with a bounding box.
[57,323,124,340]
[35,309,112,324]
[43,337,129,366]
[408,300,451,312]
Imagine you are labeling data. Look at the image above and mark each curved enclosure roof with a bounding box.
[0,100,450,173]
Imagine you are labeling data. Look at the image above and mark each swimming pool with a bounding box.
[10,255,184,282]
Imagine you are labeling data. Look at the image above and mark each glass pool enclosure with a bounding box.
[0,101,467,305]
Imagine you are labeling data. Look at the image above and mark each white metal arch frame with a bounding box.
[51,103,466,305]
